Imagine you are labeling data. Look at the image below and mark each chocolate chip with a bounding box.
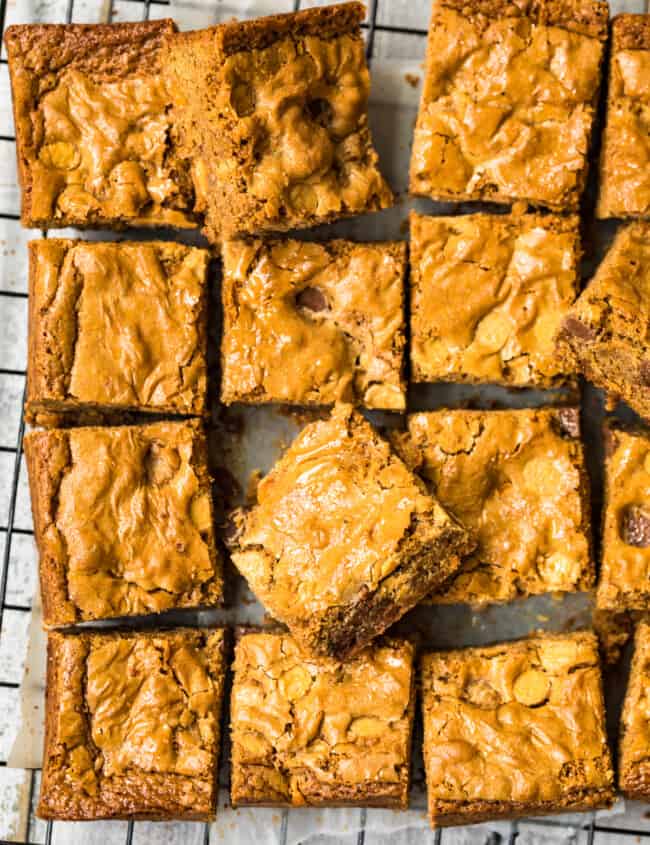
[296,286,328,312]
[621,504,650,548]
[556,408,580,439]
[562,316,596,341]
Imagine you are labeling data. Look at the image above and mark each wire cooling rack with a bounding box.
[2,0,650,842]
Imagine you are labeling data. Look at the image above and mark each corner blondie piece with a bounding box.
[164,3,393,241]
[395,408,593,604]
[230,631,415,807]
[226,404,471,660]
[4,21,196,229]
[37,628,226,820]
[410,0,608,211]
[597,425,650,611]
[422,632,615,828]
[410,211,580,387]
[24,420,222,626]
[26,239,209,425]
[619,621,650,799]
[556,222,650,421]
[221,238,406,409]
[598,15,650,219]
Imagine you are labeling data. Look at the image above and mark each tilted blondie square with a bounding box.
[25,420,223,626]
[4,21,197,229]
[394,408,593,604]
[421,632,615,828]
[597,425,650,611]
[26,239,209,425]
[410,211,580,387]
[598,15,650,219]
[619,621,650,799]
[164,3,393,242]
[226,404,472,660]
[230,631,415,807]
[221,237,406,409]
[410,0,608,211]
[37,628,227,820]
[556,222,650,422]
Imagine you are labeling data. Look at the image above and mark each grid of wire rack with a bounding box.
[2,0,650,842]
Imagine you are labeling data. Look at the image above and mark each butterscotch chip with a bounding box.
[24,420,223,626]
[4,21,197,229]
[421,632,615,828]
[597,15,650,219]
[220,238,407,410]
[230,632,415,808]
[410,0,608,211]
[619,621,650,799]
[164,3,393,241]
[37,628,226,820]
[26,239,209,425]
[225,404,471,660]
[410,211,580,388]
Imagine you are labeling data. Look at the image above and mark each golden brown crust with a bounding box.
[612,13,650,51]
[37,628,227,821]
[24,420,223,627]
[620,621,650,798]
[421,631,615,828]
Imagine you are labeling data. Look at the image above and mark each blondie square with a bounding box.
[230,631,415,808]
[164,3,393,242]
[619,621,650,799]
[395,408,593,604]
[598,15,650,219]
[226,404,471,660]
[26,239,209,425]
[421,632,615,827]
[410,211,580,387]
[556,222,650,422]
[410,0,608,211]
[221,237,406,409]
[24,420,223,626]
[36,628,226,820]
[597,425,650,611]
[4,21,197,229]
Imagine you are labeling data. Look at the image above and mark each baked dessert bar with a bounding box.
[26,239,209,425]
[4,21,196,229]
[421,632,615,827]
[410,0,608,211]
[36,628,226,820]
[395,408,593,604]
[230,631,415,807]
[597,424,650,611]
[597,15,650,219]
[24,420,223,626]
[164,2,393,242]
[556,222,650,422]
[221,237,406,409]
[619,621,650,799]
[410,211,580,387]
[226,404,472,660]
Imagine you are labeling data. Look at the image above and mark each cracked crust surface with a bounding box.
[393,408,593,604]
[225,404,472,660]
[619,621,650,798]
[597,425,650,611]
[4,20,197,229]
[410,211,580,387]
[220,237,406,409]
[164,2,393,242]
[24,420,223,626]
[230,631,415,808]
[556,222,650,422]
[598,15,650,219]
[36,628,226,820]
[421,631,615,828]
[26,239,209,424]
[409,0,607,210]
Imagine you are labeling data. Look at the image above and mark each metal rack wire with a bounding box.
[1,0,650,842]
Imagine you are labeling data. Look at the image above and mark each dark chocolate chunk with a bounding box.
[297,286,328,312]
